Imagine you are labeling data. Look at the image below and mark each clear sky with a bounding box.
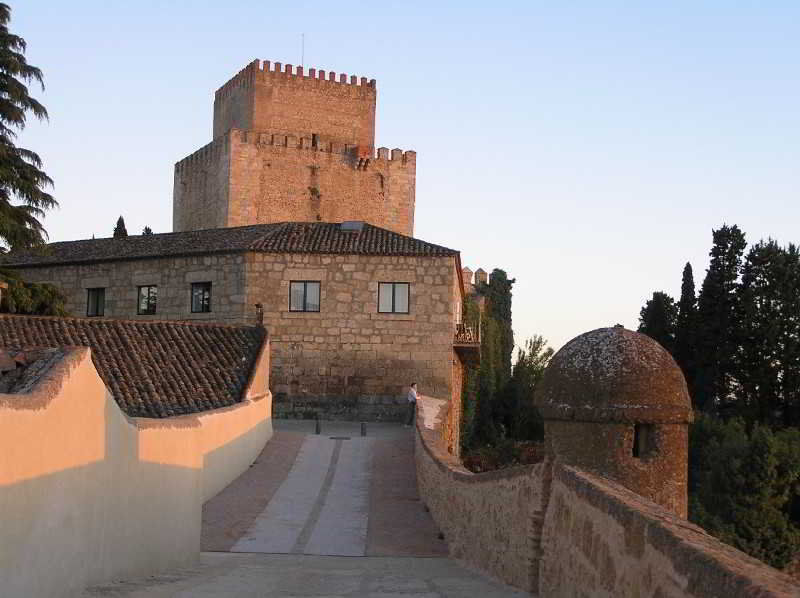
[14,1,800,350]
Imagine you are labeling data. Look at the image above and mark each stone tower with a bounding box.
[173,60,416,236]
[534,326,693,518]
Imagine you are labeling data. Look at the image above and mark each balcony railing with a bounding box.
[454,322,479,345]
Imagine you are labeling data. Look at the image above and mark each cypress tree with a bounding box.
[113,216,128,238]
[637,291,677,352]
[694,225,746,412]
[675,262,698,396]
[736,241,800,426]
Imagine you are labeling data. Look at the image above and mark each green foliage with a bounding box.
[0,3,56,251]
[735,240,800,427]
[460,268,552,454]
[637,291,677,352]
[142,225,153,236]
[506,336,553,440]
[689,415,800,568]
[1,273,67,316]
[113,216,128,238]
[694,224,747,411]
[674,262,698,396]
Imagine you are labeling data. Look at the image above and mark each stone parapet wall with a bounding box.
[414,396,799,597]
[540,465,799,597]
[0,345,272,598]
[272,393,407,422]
[414,397,547,592]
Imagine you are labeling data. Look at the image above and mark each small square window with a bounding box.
[378,282,410,314]
[289,281,321,312]
[86,288,105,317]
[137,285,157,315]
[191,282,212,313]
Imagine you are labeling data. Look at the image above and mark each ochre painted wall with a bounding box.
[0,345,272,598]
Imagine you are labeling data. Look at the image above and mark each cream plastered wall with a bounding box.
[413,397,799,597]
[0,345,272,598]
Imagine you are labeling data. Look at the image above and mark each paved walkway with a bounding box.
[83,421,527,597]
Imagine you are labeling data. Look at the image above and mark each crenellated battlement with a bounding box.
[214,59,377,101]
[174,136,228,173]
[178,58,413,236]
[229,129,415,167]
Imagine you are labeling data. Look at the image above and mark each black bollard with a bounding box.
[315,418,321,435]
[360,421,366,437]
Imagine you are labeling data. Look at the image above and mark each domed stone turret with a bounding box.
[534,326,693,517]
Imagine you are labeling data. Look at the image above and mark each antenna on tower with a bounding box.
[301,33,305,68]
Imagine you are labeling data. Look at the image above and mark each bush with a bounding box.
[689,415,800,568]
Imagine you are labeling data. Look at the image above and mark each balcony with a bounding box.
[454,323,480,364]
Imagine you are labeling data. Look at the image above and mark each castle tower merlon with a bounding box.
[177,60,413,235]
[213,59,377,147]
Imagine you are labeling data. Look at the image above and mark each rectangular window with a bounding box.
[289,281,320,312]
[378,282,410,314]
[137,285,157,315]
[191,282,212,313]
[633,424,656,458]
[86,288,105,317]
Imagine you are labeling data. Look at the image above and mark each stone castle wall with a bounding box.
[13,251,460,420]
[414,397,799,597]
[14,254,249,323]
[213,60,376,149]
[174,59,415,236]
[173,130,416,236]
[244,252,459,420]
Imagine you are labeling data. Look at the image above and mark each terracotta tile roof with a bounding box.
[0,315,266,418]
[251,222,457,256]
[2,222,457,267]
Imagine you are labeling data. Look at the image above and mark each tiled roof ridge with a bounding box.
[249,221,459,256]
[2,221,459,268]
[0,315,266,418]
[46,222,282,244]
[0,313,264,332]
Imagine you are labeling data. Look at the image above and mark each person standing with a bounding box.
[405,382,418,426]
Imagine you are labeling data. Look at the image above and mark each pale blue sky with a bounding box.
[14,1,800,349]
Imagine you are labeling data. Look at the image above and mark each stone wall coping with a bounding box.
[556,464,800,597]
[0,347,87,412]
[415,396,541,484]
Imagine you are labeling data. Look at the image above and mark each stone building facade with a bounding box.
[6,222,467,421]
[173,60,416,236]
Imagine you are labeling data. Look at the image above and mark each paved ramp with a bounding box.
[231,435,372,556]
[83,421,528,597]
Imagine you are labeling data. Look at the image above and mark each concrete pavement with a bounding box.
[82,421,528,597]
[83,552,529,597]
